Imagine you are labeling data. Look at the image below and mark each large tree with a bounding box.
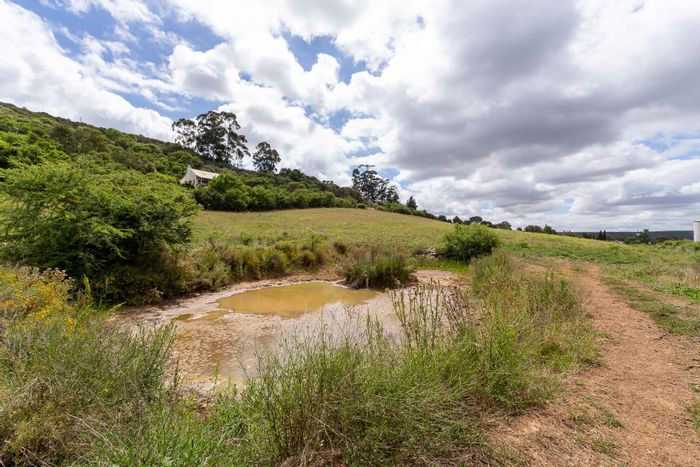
[172,111,249,164]
[252,141,281,173]
[351,164,399,203]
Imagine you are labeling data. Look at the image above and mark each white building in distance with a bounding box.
[180,165,219,188]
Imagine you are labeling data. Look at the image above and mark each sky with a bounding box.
[2,0,700,231]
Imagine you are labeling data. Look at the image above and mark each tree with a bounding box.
[252,141,281,173]
[468,216,483,225]
[385,186,399,203]
[542,224,557,235]
[453,216,463,224]
[352,164,392,203]
[172,111,249,164]
[525,225,544,233]
[637,229,651,243]
[171,118,197,150]
[406,196,418,210]
[495,221,512,230]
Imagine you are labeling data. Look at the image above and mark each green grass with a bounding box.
[606,277,700,337]
[1,252,595,465]
[194,208,454,251]
[193,209,700,330]
[581,396,624,428]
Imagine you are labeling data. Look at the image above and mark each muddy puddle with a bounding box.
[117,272,463,389]
[119,281,388,388]
[214,281,379,318]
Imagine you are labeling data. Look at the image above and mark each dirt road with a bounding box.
[493,263,700,466]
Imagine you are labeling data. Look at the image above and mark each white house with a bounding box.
[180,165,219,187]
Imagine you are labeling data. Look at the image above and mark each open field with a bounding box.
[3,207,700,465]
[194,207,454,250]
[194,208,700,335]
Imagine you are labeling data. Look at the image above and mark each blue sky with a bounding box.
[2,0,700,230]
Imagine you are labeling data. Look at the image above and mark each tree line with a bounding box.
[173,111,281,173]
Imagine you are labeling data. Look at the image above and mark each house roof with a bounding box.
[191,168,219,179]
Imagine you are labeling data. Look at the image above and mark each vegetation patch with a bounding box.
[606,277,700,337]
[691,384,700,437]
[0,252,594,465]
[439,224,501,263]
[0,267,177,465]
[344,251,414,289]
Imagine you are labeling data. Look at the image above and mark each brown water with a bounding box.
[168,282,381,385]
[214,281,379,318]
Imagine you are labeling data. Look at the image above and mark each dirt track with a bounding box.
[493,263,700,466]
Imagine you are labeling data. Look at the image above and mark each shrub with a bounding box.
[192,247,231,290]
[99,247,193,304]
[333,240,348,255]
[0,266,73,326]
[0,162,198,289]
[299,249,322,268]
[261,247,289,275]
[439,224,501,262]
[0,266,177,465]
[345,254,413,289]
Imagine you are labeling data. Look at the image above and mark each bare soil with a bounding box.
[491,263,700,466]
[114,270,454,389]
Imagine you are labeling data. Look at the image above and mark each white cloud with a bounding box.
[5,0,700,230]
[0,0,172,139]
[48,0,159,24]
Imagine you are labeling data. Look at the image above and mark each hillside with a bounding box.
[1,104,700,465]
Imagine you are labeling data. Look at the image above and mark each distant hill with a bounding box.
[0,101,363,210]
[571,231,694,241]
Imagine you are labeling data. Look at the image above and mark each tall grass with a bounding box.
[0,305,176,463]
[345,247,414,289]
[1,252,594,465]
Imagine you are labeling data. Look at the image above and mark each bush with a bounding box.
[345,253,413,289]
[261,247,289,275]
[99,247,193,303]
[439,224,501,262]
[0,266,74,327]
[0,162,198,289]
[186,240,331,291]
[333,240,348,255]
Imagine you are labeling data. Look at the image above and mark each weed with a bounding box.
[333,240,348,255]
[0,316,176,465]
[345,254,414,289]
[691,384,700,436]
